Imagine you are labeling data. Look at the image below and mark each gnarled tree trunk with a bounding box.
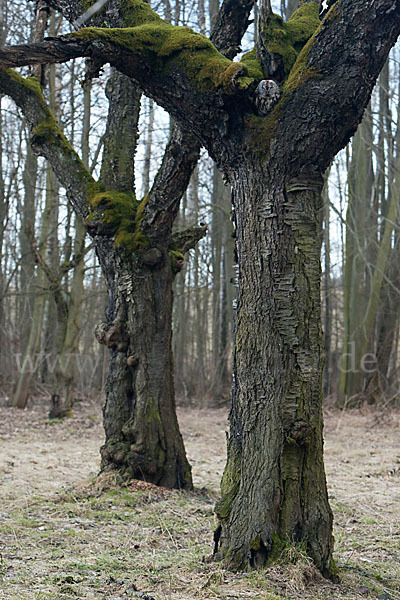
[95,239,193,487]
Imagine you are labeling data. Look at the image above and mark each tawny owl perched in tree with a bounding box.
[254,80,281,117]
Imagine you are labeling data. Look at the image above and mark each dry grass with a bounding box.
[0,399,399,600]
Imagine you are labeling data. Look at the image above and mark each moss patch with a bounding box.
[215,447,241,521]
[283,34,321,94]
[132,194,150,252]
[244,102,281,158]
[88,188,136,245]
[244,5,322,161]
[263,3,320,80]
[71,20,252,93]
[240,48,264,82]
[169,249,185,273]
[321,0,341,23]
[86,187,150,253]
[81,0,161,27]
[118,0,164,27]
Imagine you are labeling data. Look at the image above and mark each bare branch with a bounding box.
[143,126,201,243]
[273,0,400,178]
[210,0,255,59]
[171,225,208,254]
[0,37,92,68]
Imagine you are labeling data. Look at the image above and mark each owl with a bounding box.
[254,80,281,117]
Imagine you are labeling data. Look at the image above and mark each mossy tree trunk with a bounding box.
[0,0,255,489]
[214,166,334,575]
[94,239,195,487]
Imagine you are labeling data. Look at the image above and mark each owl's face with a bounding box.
[262,80,276,96]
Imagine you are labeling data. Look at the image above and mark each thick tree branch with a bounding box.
[142,0,256,239]
[210,0,254,59]
[1,0,255,254]
[263,0,400,179]
[3,0,399,189]
[0,5,255,153]
[100,68,141,193]
[143,126,201,244]
[0,38,91,68]
[256,0,272,77]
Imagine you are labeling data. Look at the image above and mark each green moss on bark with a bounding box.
[71,21,252,93]
[0,70,92,186]
[145,399,162,425]
[215,449,241,521]
[169,249,185,273]
[82,0,160,26]
[321,0,340,23]
[86,187,150,253]
[267,534,287,564]
[118,0,164,27]
[263,3,320,79]
[88,188,136,243]
[244,103,281,158]
[249,535,262,551]
[240,49,264,82]
[132,194,150,251]
[283,36,321,94]
[245,6,322,161]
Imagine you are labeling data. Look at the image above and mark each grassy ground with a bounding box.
[0,400,399,600]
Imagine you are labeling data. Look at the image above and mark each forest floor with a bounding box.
[0,399,399,600]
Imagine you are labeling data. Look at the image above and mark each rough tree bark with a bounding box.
[0,0,399,575]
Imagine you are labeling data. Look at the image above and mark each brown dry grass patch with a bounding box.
[0,399,399,599]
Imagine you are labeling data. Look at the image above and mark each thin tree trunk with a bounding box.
[338,110,374,403]
[97,239,193,487]
[49,215,86,418]
[142,98,154,197]
[219,186,234,395]
[96,71,198,487]
[210,167,223,394]
[18,141,38,353]
[191,167,206,398]
[13,164,54,408]
[0,96,5,341]
[49,70,90,417]
[372,62,400,397]
[323,178,332,397]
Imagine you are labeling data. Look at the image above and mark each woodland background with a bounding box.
[0,0,400,410]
